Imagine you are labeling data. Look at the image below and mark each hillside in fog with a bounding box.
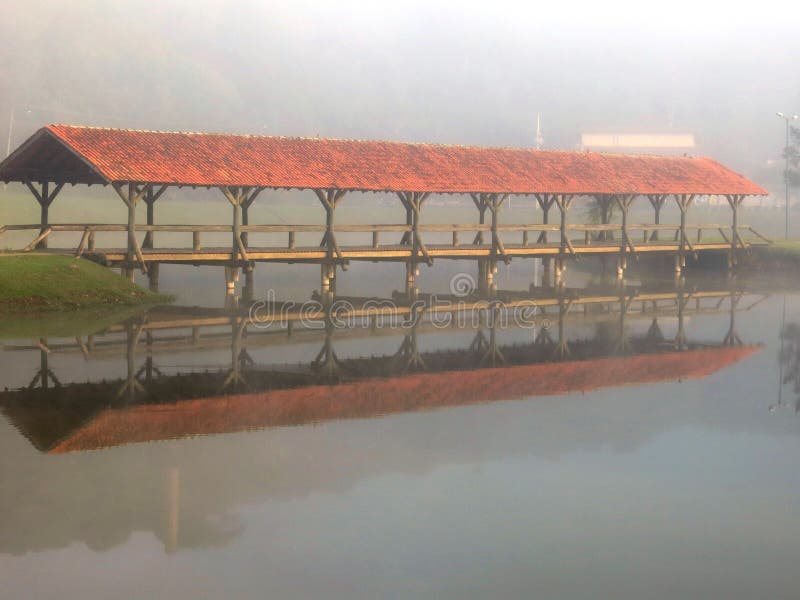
[1,1,799,190]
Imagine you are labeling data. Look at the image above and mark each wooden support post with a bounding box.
[193,231,201,251]
[142,185,167,249]
[113,182,149,274]
[398,191,431,266]
[401,197,414,245]
[648,194,666,241]
[536,193,557,280]
[25,181,64,249]
[470,193,488,245]
[239,187,261,249]
[240,200,249,248]
[726,194,746,254]
[221,186,260,261]
[486,193,509,264]
[535,193,556,244]
[39,181,50,248]
[316,188,347,265]
[674,193,695,273]
[554,194,574,257]
[614,194,637,257]
[233,194,242,260]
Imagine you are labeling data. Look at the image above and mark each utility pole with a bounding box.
[535,113,544,150]
[777,112,798,239]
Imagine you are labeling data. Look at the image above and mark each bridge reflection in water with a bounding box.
[1,281,764,455]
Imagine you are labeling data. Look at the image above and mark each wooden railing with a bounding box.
[0,221,772,261]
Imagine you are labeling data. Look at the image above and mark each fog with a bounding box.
[1,0,799,189]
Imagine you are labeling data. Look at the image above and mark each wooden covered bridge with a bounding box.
[0,125,769,296]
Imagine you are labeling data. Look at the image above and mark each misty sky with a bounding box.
[1,0,799,187]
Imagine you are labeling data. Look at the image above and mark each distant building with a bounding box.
[580,133,696,155]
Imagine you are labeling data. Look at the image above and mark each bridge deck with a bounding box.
[31,241,745,265]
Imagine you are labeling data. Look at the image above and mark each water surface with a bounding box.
[1,265,799,600]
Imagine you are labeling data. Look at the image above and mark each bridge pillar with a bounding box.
[242,262,255,303]
[148,262,160,292]
[726,194,745,271]
[554,258,566,287]
[405,261,419,299]
[555,194,573,287]
[674,253,685,277]
[320,263,336,304]
[478,258,496,296]
[225,265,239,295]
[239,188,261,248]
[535,194,557,283]
[112,182,149,278]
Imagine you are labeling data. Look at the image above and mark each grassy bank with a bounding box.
[749,241,800,266]
[0,255,169,312]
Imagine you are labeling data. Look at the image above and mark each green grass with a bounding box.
[751,240,800,264]
[0,255,170,312]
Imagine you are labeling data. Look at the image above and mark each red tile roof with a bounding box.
[0,125,767,195]
[46,346,759,453]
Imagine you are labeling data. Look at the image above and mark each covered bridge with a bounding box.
[0,125,769,291]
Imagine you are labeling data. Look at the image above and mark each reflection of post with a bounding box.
[554,291,572,358]
[221,319,248,390]
[614,288,634,353]
[312,313,342,378]
[125,323,138,402]
[723,292,743,346]
[645,317,665,344]
[28,340,61,389]
[165,467,180,554]
[480,305,506,366]
[115,322,144,402]
[674,286,688,350]
[394,320,426,372]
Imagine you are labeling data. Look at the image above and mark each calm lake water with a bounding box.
[1,261,800,600]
